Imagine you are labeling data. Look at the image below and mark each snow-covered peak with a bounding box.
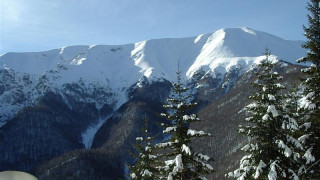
[185,27,306,78]
[0,27,308,128]
[0,27,306,87]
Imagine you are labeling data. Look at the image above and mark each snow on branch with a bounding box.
[276,140,292,157]
[181,144,191,155]
[182,114,199,121]
[163,126,177,133]
[299,92,315,110]
[197,153,210,161]
[160,113,167,117]
[141,169,153,177]
[155,141,176,148]
[165,154,184,180]
[268,161,280,180]
[268,94,276,101]
[241,143,258,152]
[198,176,208,180]
[298,134,310,144]
[187,129,210,136]
[282,116,298,130]
[267,105,279,117]
[304,148,315,164]
[254,160,266,179]
[275,83,285,88]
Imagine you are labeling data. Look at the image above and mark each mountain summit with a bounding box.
[0,27,306,124]
[0,27,305,81]
[0,27,307,176]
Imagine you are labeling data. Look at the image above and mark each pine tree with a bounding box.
[129,117,160,180]
[228,50,304,179]
[155,68,213,180]
[297,0,320,178]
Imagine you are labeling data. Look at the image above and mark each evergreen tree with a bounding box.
[228,50,304,179]
[155,68,213,180]
[129,117,160,180]
[297,0,320,178]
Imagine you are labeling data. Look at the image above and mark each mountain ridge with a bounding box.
[0,27,307,176]
[0,27,305,78]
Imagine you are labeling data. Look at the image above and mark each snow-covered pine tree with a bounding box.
[155,68,213,180]
[284,85,301,116]
[129,117,160,180]
[297,0,320,178]
[228,49,304,179]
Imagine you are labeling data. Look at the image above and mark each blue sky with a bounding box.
[0,0,309,55]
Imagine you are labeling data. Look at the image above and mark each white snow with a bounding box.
[302,122,311,130]
[288,169,299,180]
[246,103,257,109]
[182,114,198,121]
[165,154,184,180]
[282,116,298,130]
[198,176,208,180]
[275,83,285,88]
[197,153,210,161]
[177,102,184,109]
[181,144,191,155]
[141,169,152,177]
[155,141,175,148]
[187,129,207,136]
[130,173,136,179]
[268,94,276,101]
[263,87,267,92]
[254,160,266,179]
[262,114,270,121]
[304,148,315,164]
[0,27,306,85]
[268,161,279,180]
[0,27,307,126]
[298,134,309,144]
[307,103,316,110]
[276,140,292,157]
[81,116,111,149]
[267,105,279,117]
[173,154,183,171]
[160,113,167,117]
[299,92,315,110]
[241,144,250,151]
[163,126,177,133]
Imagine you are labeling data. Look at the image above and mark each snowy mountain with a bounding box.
[0,27,305,125]
[0,27,307,176]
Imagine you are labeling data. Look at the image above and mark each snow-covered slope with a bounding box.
[0,27,308,172]
[0,27,305,81]
[0,27,306,126]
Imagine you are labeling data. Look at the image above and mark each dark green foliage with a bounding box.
[298,0,320,178]
[129,118,160,180]
[156,69,213,180]
[229,50,303,179]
